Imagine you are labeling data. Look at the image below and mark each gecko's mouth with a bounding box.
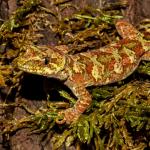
[19,65,52,76]
[17,56,67,77]
[16,57,44,74]
[18,63,41,74]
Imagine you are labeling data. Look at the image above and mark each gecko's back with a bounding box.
[67,38,144,87]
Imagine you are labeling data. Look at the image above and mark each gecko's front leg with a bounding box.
[57,81,92,124]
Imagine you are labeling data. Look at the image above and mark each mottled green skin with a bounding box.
[17,20,150,124]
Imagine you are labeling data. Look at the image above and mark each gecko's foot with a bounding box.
[56,108,80,124]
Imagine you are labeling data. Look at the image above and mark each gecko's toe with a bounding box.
[56,111,66,124]
[56,108,80,124]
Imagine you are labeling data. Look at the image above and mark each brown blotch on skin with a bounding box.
[122,55,133,66]
[86,63,94,74]
[71,73,85,84]
[107,59,116,71]
[133,43,144,57]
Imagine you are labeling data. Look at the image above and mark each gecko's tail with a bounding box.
[115,19,141,40]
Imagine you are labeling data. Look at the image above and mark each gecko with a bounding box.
[17,19,150,124]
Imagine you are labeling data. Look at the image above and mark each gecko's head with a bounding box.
[17,45,66,77]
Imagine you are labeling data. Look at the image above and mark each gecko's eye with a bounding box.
[44,57,50,65]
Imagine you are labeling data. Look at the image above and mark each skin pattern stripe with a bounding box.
[17,19,150,124]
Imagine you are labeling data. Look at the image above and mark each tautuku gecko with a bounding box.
[17,19,150,124]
